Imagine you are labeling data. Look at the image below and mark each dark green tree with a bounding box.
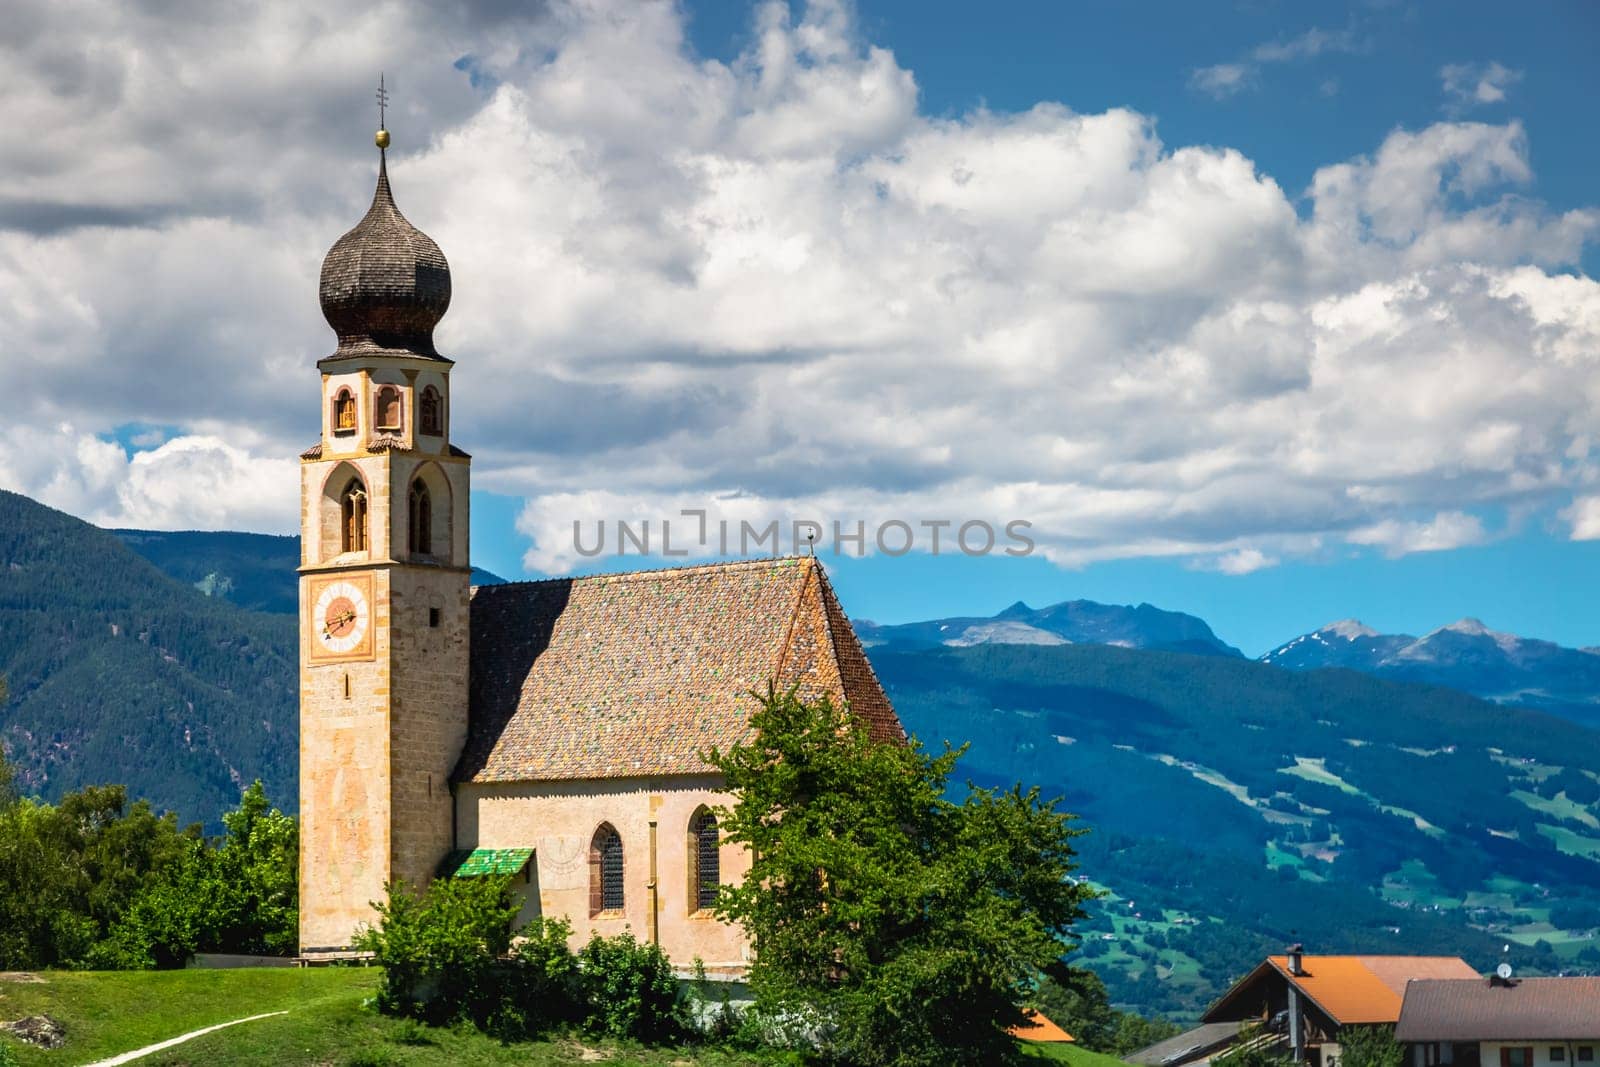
[706,687,1093,1066]
[1338,1025,1404,1067]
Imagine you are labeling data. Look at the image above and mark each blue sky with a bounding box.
[9,0,1600,658]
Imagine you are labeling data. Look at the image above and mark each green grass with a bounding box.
[1511,790,1600,830]
[1536,823,1600,859]
[1024,1042,1131,1067]
[0,970,787,1066]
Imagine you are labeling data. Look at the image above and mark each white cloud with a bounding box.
[1190,64,1253,99]
[1441,61,1523,109]
[0,0,1596,575]
[1253,28,1360,64]
[1346,512,1488,557]
[1564,496,1600,541]
[1191,26,1362,99]
[1204,548,1279,576]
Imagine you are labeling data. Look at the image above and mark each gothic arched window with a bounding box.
[375,385,403,432]
[340,480,368,554]
[408,479,432,557]
[419,386,443,436]
[689,808,720,913]
[589,823,624,915]
[332,389,357,434]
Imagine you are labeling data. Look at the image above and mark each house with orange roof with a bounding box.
[1198,946,1480,1066]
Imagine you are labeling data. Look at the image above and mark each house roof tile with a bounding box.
[1395,978,1600,1041]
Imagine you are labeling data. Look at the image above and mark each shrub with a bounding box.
[356,876,580,1039]
[356,875,520,1024]
[578,930,686,1042]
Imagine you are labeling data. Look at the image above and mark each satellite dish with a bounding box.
[1496,963,1513,980]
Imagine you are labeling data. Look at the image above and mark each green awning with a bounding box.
[437,847,534,879]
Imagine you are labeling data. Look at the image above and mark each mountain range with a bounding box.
[3,488,1599,1021]
[864,602,1600,729]
[1261,618,1600,728]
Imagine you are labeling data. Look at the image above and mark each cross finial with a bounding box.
[375,73,391,151]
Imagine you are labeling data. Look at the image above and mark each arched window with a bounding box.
[340,480,368,554]
[408,479,432,556]
[689,808,720,912]
[419,386,443,436]
[331,389,357,434]
[375,386,403,431]
[589,824,624,915]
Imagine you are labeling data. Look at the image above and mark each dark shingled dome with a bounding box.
[319,153,451,359]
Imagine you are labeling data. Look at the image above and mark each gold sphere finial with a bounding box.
[375,128,391,150]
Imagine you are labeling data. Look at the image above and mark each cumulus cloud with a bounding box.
[1564,496,1600,541]
[1346,512,1488,557]
[0,0,1597,577]
[1441,61,1523,109]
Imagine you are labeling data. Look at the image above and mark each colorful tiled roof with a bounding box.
[455,556,904,784]
[1205,955,1480,1026]
[438,847,534,878]
[1396,977,1600,1040]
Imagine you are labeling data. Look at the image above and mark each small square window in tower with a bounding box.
[331,389,357,434]
[419,386,443,436]
[375,385,403,432]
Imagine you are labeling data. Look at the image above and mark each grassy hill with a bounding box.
[0,969,781,1066]
[0,492,297,827]
[877,644,1600,1017]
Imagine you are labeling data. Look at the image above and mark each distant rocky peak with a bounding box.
[1318,618,1379,641]
[996,600,1036,619]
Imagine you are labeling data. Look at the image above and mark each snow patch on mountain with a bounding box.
[1320,619,1379,641]
[942,621,1070,647]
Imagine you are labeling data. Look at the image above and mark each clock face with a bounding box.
[310,576,373,661]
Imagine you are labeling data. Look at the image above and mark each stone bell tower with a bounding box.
[298,117,471,956]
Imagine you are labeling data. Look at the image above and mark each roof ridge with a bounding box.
[479,555,813,590]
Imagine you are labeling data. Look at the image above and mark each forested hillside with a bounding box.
[877,644,1600,1018]
[115,528,504,615]
[0,492,297,826]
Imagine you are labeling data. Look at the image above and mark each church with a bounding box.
[297,127,904,972]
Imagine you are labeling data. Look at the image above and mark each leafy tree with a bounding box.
[209,780,299,954]
[0,782,195,969]
[1339,1025,1404,1067]
[90,780,297,968]
[706,687,1093,1066]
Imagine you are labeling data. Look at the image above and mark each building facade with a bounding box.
[297,133,903,966]
[1396,977,1600,1067]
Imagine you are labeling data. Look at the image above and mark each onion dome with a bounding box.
[319,146,451,359]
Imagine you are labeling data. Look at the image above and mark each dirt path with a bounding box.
[82,1011,289,1066]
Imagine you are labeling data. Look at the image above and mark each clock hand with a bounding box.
[322,609,358,637]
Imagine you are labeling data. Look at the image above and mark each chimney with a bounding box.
[1287,943,1305,977]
